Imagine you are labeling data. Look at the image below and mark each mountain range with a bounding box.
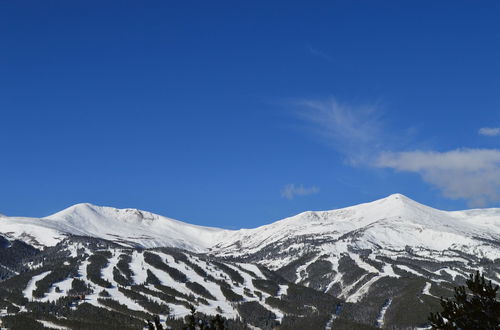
[0,194,498,329]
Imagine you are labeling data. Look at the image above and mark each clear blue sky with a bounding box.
[1,1,500,228]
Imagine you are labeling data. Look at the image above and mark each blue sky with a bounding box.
[1,1,500,228]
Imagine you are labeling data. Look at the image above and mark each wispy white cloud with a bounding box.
[293,98,384,164]
[307,45,334,62]
[375,149,500,207]
[281,184,319,200]
[479,127,500,137]
[291,97,500,207]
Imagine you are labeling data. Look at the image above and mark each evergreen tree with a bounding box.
[429,271,500,329]
[146,319,155,330]
[185,304,197,330]
[179,305,227,330]
[210,314,225,330]
[154,315,164,330]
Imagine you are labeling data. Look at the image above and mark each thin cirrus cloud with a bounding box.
[307,45,334,62]
[292,97,500,207]
[293,98,384,164]
[281,184,319,200]
[478,127,500,137]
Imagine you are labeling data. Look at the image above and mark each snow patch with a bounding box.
[23,271,51,300]
[376,298,392,328]
[37,320,70,330]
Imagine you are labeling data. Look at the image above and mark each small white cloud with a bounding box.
[375,149,500,207]
[307,45,334,62]
[281,184,319,200]
[479,127,500,137]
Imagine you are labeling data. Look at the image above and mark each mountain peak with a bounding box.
[371,193,425,210]
[46,203,163,225]
[40,203,232,250]
[387,193,408,200]
[47,202,101,220]
[379,193,418,204]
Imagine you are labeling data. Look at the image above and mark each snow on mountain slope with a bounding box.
[0,203,234,251]
[3,239,341,329]
[1,194,499,257]
[208,194,500,307]
[0,217,66,247]
[211,194,500,260]
[1,195,499,329]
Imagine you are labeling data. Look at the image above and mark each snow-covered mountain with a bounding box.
[1,194,499,254]
[212,193,500,264]
[2,194,499,290]
[209,194,500,318]
[0,194,499,329]
[1,194,499,265]
[0,203,233,250]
